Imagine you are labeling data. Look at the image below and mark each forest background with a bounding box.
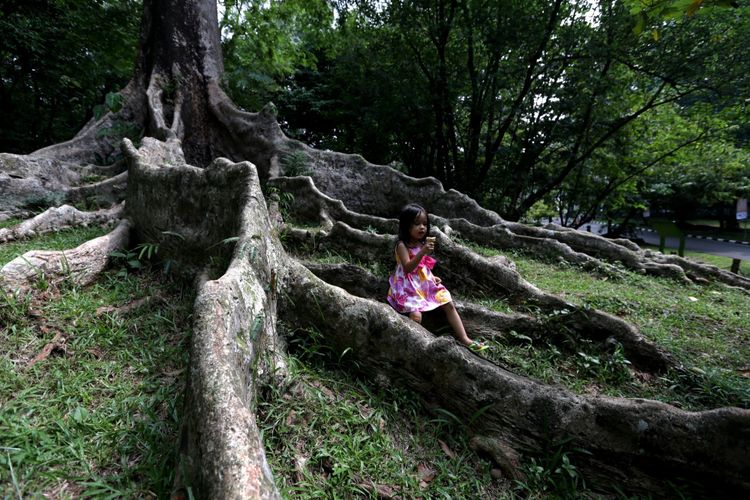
[2,0,749,231]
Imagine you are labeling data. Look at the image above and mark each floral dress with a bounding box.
[387,244,452,313]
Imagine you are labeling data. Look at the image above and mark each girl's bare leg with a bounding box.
[441,302,472,345]
[409,311,423,323]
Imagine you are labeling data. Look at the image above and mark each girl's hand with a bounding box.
[421,240,435,255]
[433,276,442,285]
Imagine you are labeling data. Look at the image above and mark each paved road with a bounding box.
[633,230,750,260]
[581,222,750,260]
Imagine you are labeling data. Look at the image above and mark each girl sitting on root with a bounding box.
[386,203,487,352]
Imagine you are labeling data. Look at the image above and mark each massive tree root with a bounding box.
[7,126,746,495]
[122,135,750,497]
[0,203,123,243]
[281,262,750,498]
[2,0,749,497]
[0,220,130,293]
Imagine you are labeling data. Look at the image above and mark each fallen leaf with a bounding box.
[286,410,298,427]
[738,368,750,378]
[439,439,456,459]
[86,348,104,359]
[687,296,698,302]
[417,462,436,483]
[356,482,400,499]
[27,331,65,369]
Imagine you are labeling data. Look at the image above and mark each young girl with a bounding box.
[386,203,487,352]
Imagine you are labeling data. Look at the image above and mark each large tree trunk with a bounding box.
[1,0,749,498]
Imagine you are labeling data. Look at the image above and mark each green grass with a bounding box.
[0,218,22,230]
[0,225,111,267]
[260,324,606,498]
[0,269,192,497]
[471,248,750,410]
[259,325,517,499]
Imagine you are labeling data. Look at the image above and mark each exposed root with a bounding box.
[29,81,144,164]
[652,251,750,289]
[0,153,81,219]
[433,217,617,274]
[0,203,123,243]
[0,219,131,292]
[268,176,397,233]
[26,329,67,369]
[1,146,130,220]
[66,171,128,206]
[69,159,128,178]
[279,267,750,497]
[208,82,288,174]
[122,137,281,498]
[269,154,746,289]
[469,436,525,481]
[301,257,673,373]
[302,262,388,301]
[95,293,164,317]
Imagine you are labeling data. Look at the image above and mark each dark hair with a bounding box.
[397,203,430,246]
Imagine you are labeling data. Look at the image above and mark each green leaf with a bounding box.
[105,92,124,113]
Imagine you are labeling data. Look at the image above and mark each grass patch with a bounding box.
[0,269,192,497]
[0,218,22,230]
[0,225,111,266]
[261,325,531,498]
[478,248,750,410]
[310,250,391,279]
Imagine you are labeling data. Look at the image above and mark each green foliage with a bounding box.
[109,242,160,276]
[623,0,740,34]
[0,0,141,153]
[514,441,587,498]
[520,200,557,225]
[280,150,311,176]
[220,0,335,112]
[93,91,125,120]
[261,0,750,224]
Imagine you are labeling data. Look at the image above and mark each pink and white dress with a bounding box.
[387,244,452,313]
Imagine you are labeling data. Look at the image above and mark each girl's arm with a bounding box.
[396,241,433,274]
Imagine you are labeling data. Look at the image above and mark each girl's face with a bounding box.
[409,211,428,242]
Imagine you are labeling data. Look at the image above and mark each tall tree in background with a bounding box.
[267,0,749,222]
[1,0,750,497]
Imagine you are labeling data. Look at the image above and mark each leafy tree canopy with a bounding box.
[0,0,141,153]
